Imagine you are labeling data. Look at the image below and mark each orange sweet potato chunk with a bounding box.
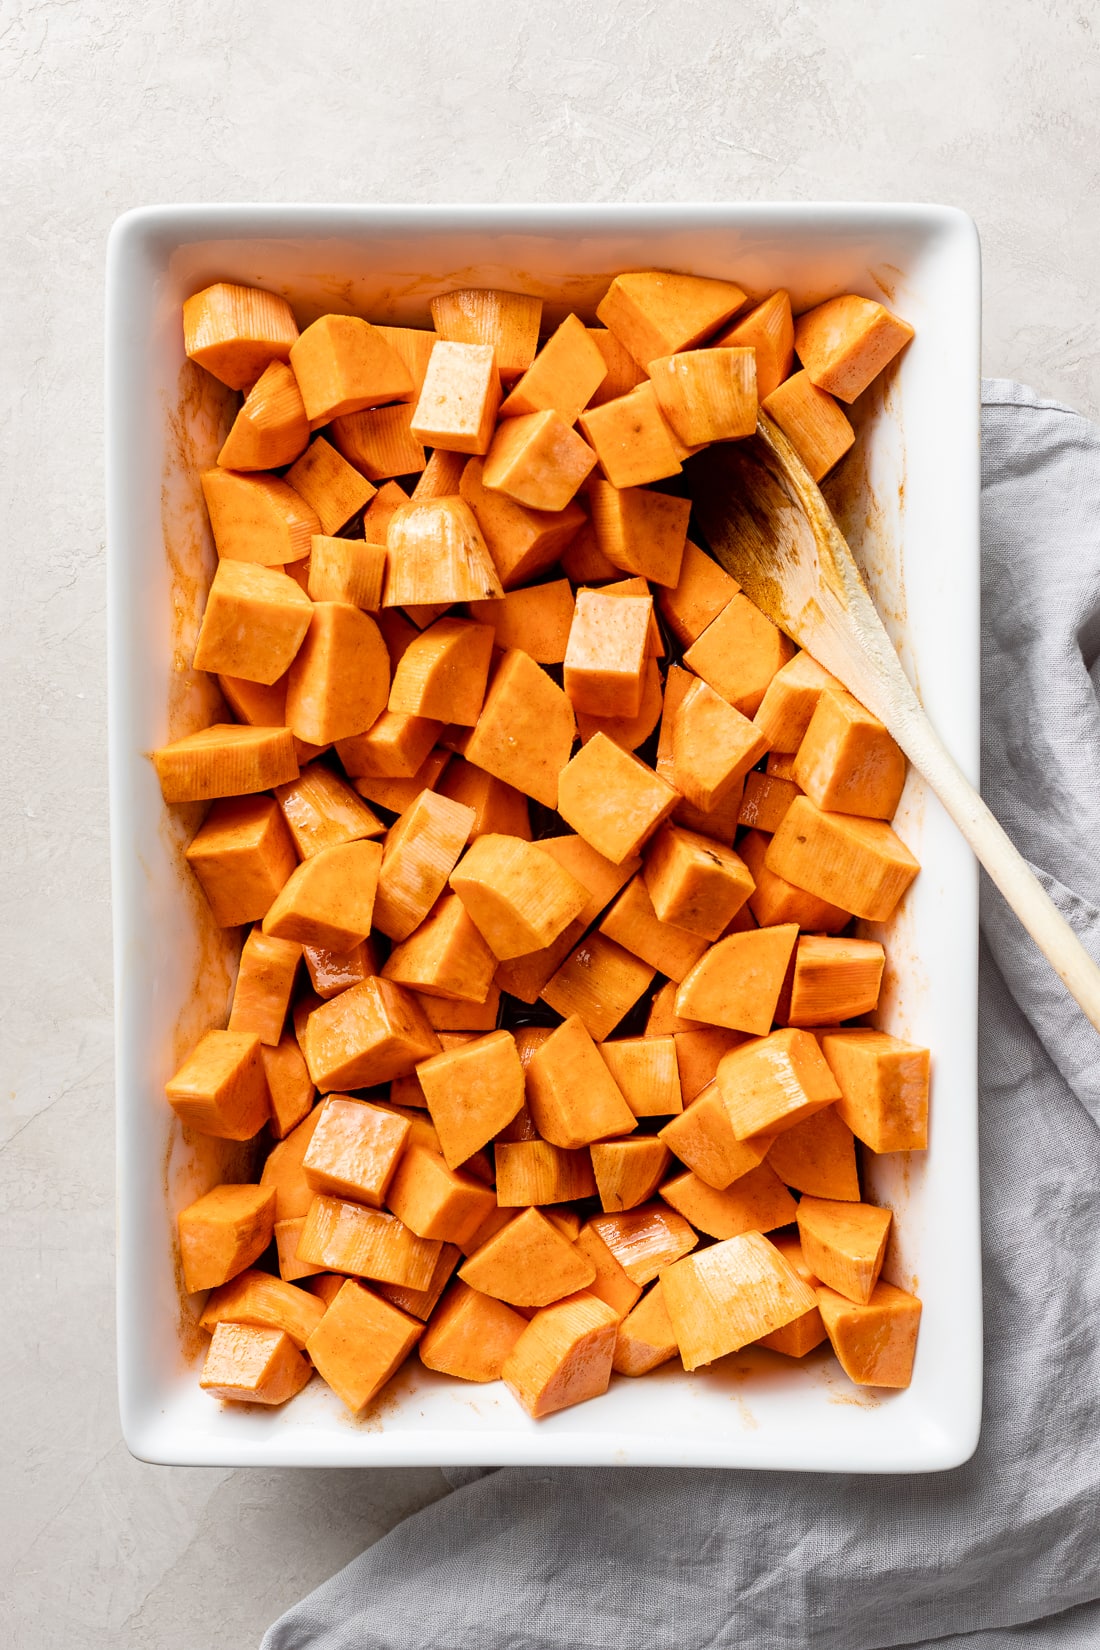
[753,651,842,751]
[468,579,575,665]
[178,1182,276,1293]
[658,1086,772,1190]
[587,481,691,588]
[502,1292,619,1417]
[417,1029,526,1167]
[525,1014,636,1150]
[767,798,920,923]
[429,288,542,382]
[684,593,797,718]
[648,347,757,445]
[274,764,384,859]
[660,1230,816,1370]
[199,1266,326,1349]
[762,370,854,482]
[389,618,495,726]
[591,1138,671,1212]
[714,290,794,402]
[464,649,576,810]
[755,1232,828,1357]
[500,312,608,422]
[739,829,851,934]
[495,1141,597,1206]
[612,1281,680,1375]
[558,733,677,865]
[166,1029,270,1141]
[290,315,414,425]
[596,270,746,367]
[598,875,709,985]
[305,1279,423,1410]
[766,1104,860,1200]
[564,589,652,720]
[793,294,914,403]
[482,409,596,512]
[459,1207,595,1308]
[717,1027,841,1139]
[643,823,754,942]
[373,790,476,943]
[793,690,907,819]
[297,1195,442,1289]
[577,383,684,489]
[655,537,740,649]
[218,360,310,471]
[675,924,798,1037]
[201,469,320,566]
[598,1035,682,1118]
[420,1280,528,1381]
[449,835,589,960]
[382,893,497,1005]
[154,725,298,804]
[386,1142,497,1250]
[821,1028,930,1153]
[260,1036,315,1140]
[460,457,585,589]
[302,1094,409,1206]
[796,1196,892,1305]
[284,603,391,746]
[302,975,441,1093]
[589,1203,697,1286]
[228,930,301,1046]
[183,281,299,390]
[539,931,655,1041]
[411,340,501,455]
[660,1160,796,1240]
[185,794,298,926]
[262,838,382,950]
[200,1323,311,1406]
[437,757,532,841]
[816,1279,922,1387]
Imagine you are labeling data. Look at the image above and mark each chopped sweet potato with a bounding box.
[655,537,740,648]
[384,496,503,607]
[459,1206,595,1308]
[718,1027,841,1139]
[500,312,608,422]
[738,769,802,834]
[260,1037,315,1140]
[376,1242,461,1321]
[416,1029,525,1167]
[816,1279,921,1387]
[658,1083,772,1190]
[302,1094,409,1206]
[166,1029,270,1141]
[784,936,885,1027]
[564,589,652,719]
[429,288,541,382]
[178,1182,276,1293]
[275,1216,325,1281]
[468,579,575,664]
[739,828,851,934]
[796,1195,892,1304]
[200,1322,311,1406]
[386,1142,497,1249]
[588,1203,697,1286]
[675,923,798,1036]
[155,724,298,804]
[460,457,585,588]
[576,654,664,754]
[612,1281,679,1375]
[537,834,640,927]
[591,1137,671,1212]
[338,709,442,781]
[372,789,475,942]
[752,651,842,752]
[183,282,299,389]
[793,690,907,819]
[218,360,310,471]
[643,823,754,941]
[301,935,375,1002]
[673,676,769,811]
[649,347,757,445]
[539,933,655,1042]
[793,294,914,403]
[290,314,414,425]
[587,480,691,588]
[437,757,532,841]
[201,469,320,566]
[585,326,647,404]
[260,1107,322,1221]
[262,839,381,950]
[578,382,684,488]
[305,1279,422,1410]
[285,435,377,533]
[684,592,796,718]
[714,290,794,401]
[449,834,588,960]
[755,1232,828,1357]
[228,930,301,1046]
[495,1141,598,1206]
[557,733,677,864]
[284,603,391,746]
[502,1291,619,1417]
[767,798,920,922]
[302,975,440,1092]
[821,1028,930,1152]
[482,409,596,511]
[411,340,501,455]
[766,1104,860,1200]
[297,1194,441,1288]
[762,370,854,482]
[525,1014,636,1149]
[331,402,426,479]
[185,794,298,926]
[661,1229,816,1370]
[199,1266,326,1349]
[419,1280,528,1381]
[388,617,495,725]
[598,1035,682,1118]
[381,893,497,1005]
[598,875,709,984]
[273,764,383,858]
[464,648,576,809]
[596,270,746,366]
[660,1160,797,1240]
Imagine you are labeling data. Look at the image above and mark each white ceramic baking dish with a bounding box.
[107,203,982,1471]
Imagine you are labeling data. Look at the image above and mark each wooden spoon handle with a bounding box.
[893,701,1100,1032]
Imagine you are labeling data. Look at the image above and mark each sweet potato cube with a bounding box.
[816,1279,922,1387]
[753,651,841,751]
[216,671,288,730]
[575,655,663,755]
[563,589,651,720]
[718,1027,840,1140]
[767,798,920,923]
[495,1141,597,1207]
[649,347,757,445]
[589,1203,696,1286]
[673,677,769,812]
[411,340,501,455]
[371,325,437,399]
[178,1182,276,1293]
[275,1217,324,1281]
[464,649,576,809]
[285,603,391,746]
[353,750,449,815]
[676,1026,752,1101]
[714,290,795,402]
[302,1095,409,1206]
[417,1029,525,1167]
[449,835,588,961]
[540,932,655,1041]
[537,834,639,927]
[612,1282,679,1375]
[460,457,585,588]
[185,795,297,926]
[302,937,376,1001]
[228,930,300,1046]
[182,282,299,390]
[307,1273,350,1308]
[793,690,907,819]
[199,1266,326,1349]
[785,936,885,1027]
[200,1322,311,1406]
[415,984,500,1034]
[755,1232,828,1357]
[338,710,442,782]
[577,382,683,488]
[376,1241,461,1320]
[739,829,851,933]
[502,1292,619,1417]
[661,1160,796,1242]
[331,403,426,480]
[559,519,620,583]
[821,1028,930,1153]
[797,1196,892,1304]
[483,410,596,512]
[459,1206,595,1308]
[468,580,575,665]
[286,438,376,536]
[587,481,690,589]
[499,312,608,422]
[596,270,747,366]
[684,593,796,718]
[437,757,532,841]
[659,1081,772,1189]
[389,617,495,726]
[303,975,440,1092]
[661,1230,815,1370]
[571,1223,642,1318]
[262,838,381,950]
[260,1037,314,1140]
[585,326,646,404]
[386,1142,497,1249]
[420,1281,527,1381]
[382,893,497,1004]
[558,733,677,864]
[676,923,798,1036]
[643,823,754,942]
[305,537,384,612]
[655,537,740,648]
[217,359,309,471]
[591,1138,671,1213]
[305,1279,422,1410]
[155,724,298,805]
[297,1195,441,1288]
[793,294,914,403]
[372,789,475,943]
[598,1035,682,1118]
[201,469,320,566]
[260,1107,322,1220]
[599,875,709,983]
[384,496,503,608]
[766,1104,860,1200]
[525,1014,636,1150]
[290,315,414,425]
[166,1029,269,1141]
[738,770,801,834]
[411,449,468,504]
[274,764,383,858]
[762,370,854,482]
[429,288,541,382]
[494,921,586,1006]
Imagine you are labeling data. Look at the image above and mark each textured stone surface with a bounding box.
[1,1,1097,1645]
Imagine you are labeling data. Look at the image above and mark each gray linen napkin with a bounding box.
[262,381,1100,1650]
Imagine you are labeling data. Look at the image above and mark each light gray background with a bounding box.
[2,1,1097,1645]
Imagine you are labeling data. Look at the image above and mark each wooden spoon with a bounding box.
[686,412,1100,1032]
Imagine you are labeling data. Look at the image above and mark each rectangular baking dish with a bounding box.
[107,202,981,1470]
